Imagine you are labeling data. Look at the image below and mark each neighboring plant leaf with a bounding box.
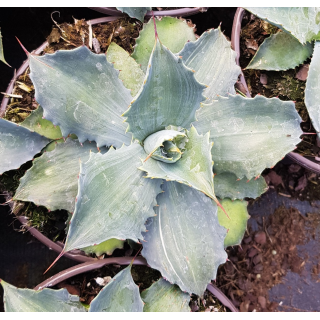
[214,172,268,200]
[132,17,196,72]
[29,46,132,148]
[124,38,205,143]
[244,7,320,44]
[246,31,314,70]
[142,181,227,296]
[81,238,124,256]
[106,42,145,97]
[143,129,187,163]
[0,118,49,174]
[305,41,320,139]
[89,265,144,312]
[116,7,151,22]
[193,94,302,179]
[21,106,63,139]
[217,199,249,247]
[179,27,241,101]
[140,126,217,201]
[141,278,190,312]
[0,280,85,312]
[14,139,106,212]
[0,29,10,67]
[64,143,162,251]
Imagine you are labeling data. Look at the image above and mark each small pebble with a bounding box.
[95,276,112,286]
[272,250,277,255]
[95,277,105,286]
[260,74,268,85]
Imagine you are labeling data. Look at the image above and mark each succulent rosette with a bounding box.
[0,16,302,298]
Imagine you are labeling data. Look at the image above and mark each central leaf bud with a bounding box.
[143,129,187,163]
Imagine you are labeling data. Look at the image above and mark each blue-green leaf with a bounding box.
[305,41,320,139]
[142,181,227,296]
[1,280,85,312]
[214,172,268,200]
[179,27,241,101]
[64,143,162,252]
[246,32,313,70]
[14,139,105,212]
[89,265,144,312]
[143,129,186,163]
[244,7,320,44]
[29,46,132,148]
[194,95,302,179]
[116,7,151,22]
[124,38,205,143]
[132,17,196,73]
[0,29,10,67]
[0,118,49,174]
[141,278,190,312]
[140,126,217,201]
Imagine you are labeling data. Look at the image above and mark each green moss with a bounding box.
[271,73,305,101]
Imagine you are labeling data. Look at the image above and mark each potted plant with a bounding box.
[0,7,303,312]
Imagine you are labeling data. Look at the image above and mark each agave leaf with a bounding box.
[106,42,145,97]
[179,27,241,101]
[244,7,320,44]
[305,41,320,139]
[124,38,205,143]
[29,46,132,148]
[132,16,196,73]
[140,126,216,201]
[0,118,49,174]
[217,199,249,247]
[142,181,227,296]
[246,31,314,71]
[193,94,302,179]
[0,29,10,67]
[14,139,106,212]
[214,172,268,200]
[21,106,63,139]
[143,129,186,163]
[116,7,151,22]
[141,278,190,312]
[89,265,143,312]
[0,280,85,312]
[81,238,124,256]
[64,143,162,251]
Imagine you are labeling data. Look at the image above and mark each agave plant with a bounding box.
[244,7,320,139]
[0,15,303,303]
